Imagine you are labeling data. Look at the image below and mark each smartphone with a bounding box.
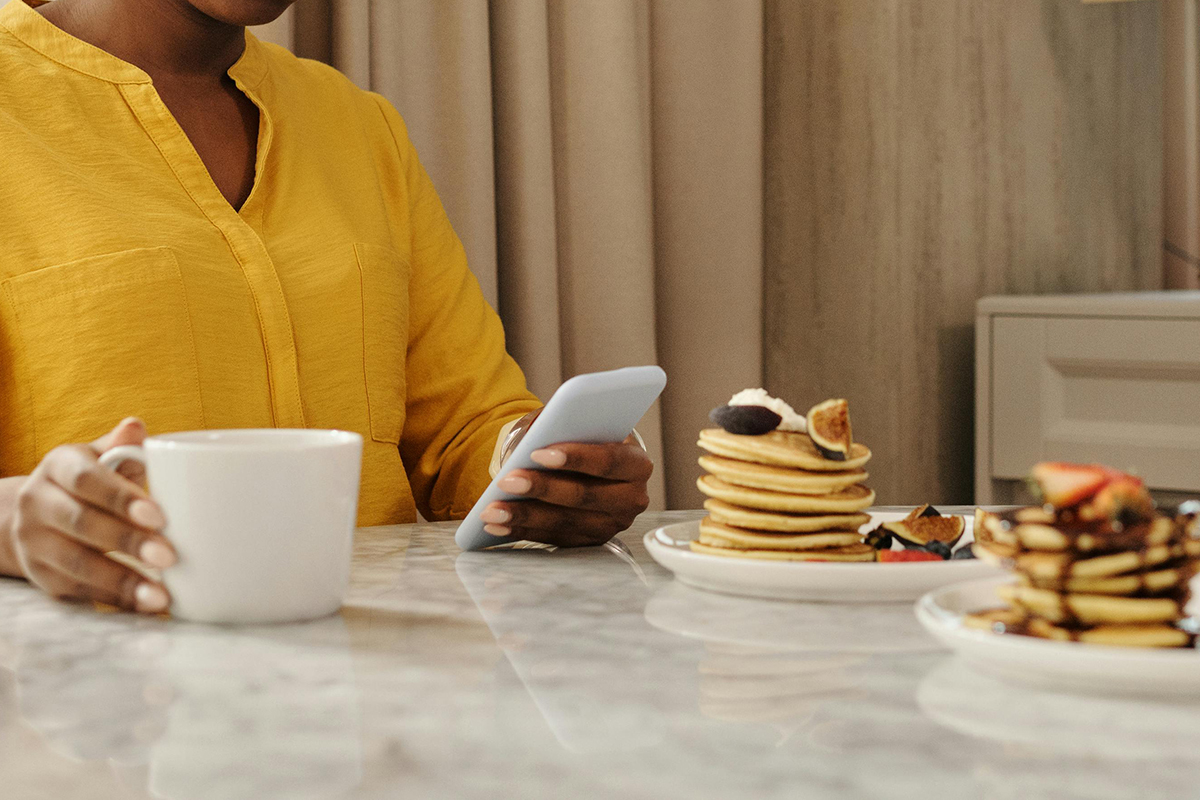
[454,366,667,551]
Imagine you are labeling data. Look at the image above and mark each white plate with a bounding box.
[916,577,1200,697]
[644,511,1001,603]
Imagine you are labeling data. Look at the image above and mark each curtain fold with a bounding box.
[258,0,765,510]
[649,1,764,512]
[490,0,563,398]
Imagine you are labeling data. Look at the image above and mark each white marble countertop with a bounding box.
[0,509,1196,799]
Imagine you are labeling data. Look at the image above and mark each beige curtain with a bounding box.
[257,0,764,510]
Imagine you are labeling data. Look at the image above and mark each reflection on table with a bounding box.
[0,514,1197,799]
[3,603,361,800]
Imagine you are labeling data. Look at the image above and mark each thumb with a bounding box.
[90,417,148,454]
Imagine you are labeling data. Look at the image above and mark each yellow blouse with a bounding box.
[0,0,541,525]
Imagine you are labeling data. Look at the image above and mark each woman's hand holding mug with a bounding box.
[5,418,175,613]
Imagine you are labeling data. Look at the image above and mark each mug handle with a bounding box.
[98,444,147,473]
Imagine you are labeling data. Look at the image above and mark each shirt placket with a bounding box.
[119,79,306,430]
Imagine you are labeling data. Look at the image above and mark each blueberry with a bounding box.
[925,541,952,560]
[709,405,782,436]
[951,545,977,560]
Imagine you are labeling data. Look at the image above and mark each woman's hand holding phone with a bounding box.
[479,428,653,547]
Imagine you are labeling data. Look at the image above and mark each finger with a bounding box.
[482,500,615,536]
[529,441,653,482]
[89,417,147,455]
[112,455,146,486]
[40,445,165,532]
[498,470,641,513]
[498,469,651,517]
[25,535,169,613]
[485,523,616,549]
[32,481,176,568]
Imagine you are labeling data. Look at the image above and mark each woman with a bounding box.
[0,0,653,613]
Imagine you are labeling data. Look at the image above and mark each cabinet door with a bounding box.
[990,315,1200,491]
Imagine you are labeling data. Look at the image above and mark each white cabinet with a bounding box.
[976,292,1200,505]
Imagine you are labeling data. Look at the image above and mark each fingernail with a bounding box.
[480,506,511,524]
[484,524,512,537]
[129,499,166,530]
[530,449,566,469]
[139,539,176,569]
[498,475,531,495]
[135,583,169,613]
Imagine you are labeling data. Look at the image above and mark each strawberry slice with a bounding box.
[1030,462,1112,508]
[878,550,942,563]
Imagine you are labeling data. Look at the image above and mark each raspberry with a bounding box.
[878,550,942,563]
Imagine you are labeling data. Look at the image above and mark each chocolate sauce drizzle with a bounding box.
[983,507,1200,647]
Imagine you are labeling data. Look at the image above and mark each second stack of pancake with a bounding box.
[693,427,876,561]
[972,505,1200,648]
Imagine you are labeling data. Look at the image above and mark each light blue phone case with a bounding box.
[454,366,668,551]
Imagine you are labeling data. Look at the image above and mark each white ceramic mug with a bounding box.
[99,429,363,624]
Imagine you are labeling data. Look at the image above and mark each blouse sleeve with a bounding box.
[370,94,542,520]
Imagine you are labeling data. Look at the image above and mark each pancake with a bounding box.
[976,510,1179,554]
[698,518,864,551]
[704,499,869,533]
[966,606,1192,647]
[698,428,871,472]
[697,475,875,513]
[1017,563,1197,596]
[689,541,876,562]
[997,584,1185,625]
[1022,618,1194,648]
[974,536,1200,580]
[697,454,867,496]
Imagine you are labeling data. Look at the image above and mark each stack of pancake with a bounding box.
[693,426,876,561]
[972,486,1200,648]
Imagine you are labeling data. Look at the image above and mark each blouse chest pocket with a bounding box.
[0,246,204,458]
[355,243,410,445]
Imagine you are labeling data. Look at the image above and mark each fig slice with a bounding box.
[883,515,966,549]
[864,525,893,550]
[708,405,782,436]
[806,399,852,460]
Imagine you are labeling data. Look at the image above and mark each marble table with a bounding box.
[0,510,1197,799]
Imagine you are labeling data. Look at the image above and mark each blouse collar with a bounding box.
[0,0,268,87]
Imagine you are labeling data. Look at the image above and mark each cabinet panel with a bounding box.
[991,316,1200,491]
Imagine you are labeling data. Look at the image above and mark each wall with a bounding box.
[763,0,1163,504]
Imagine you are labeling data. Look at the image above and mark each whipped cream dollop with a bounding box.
[727,389,807,433]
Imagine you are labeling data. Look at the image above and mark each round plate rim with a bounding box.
[915,575,1200,664]
[645,514,987,574]
[643,512,1002,603]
